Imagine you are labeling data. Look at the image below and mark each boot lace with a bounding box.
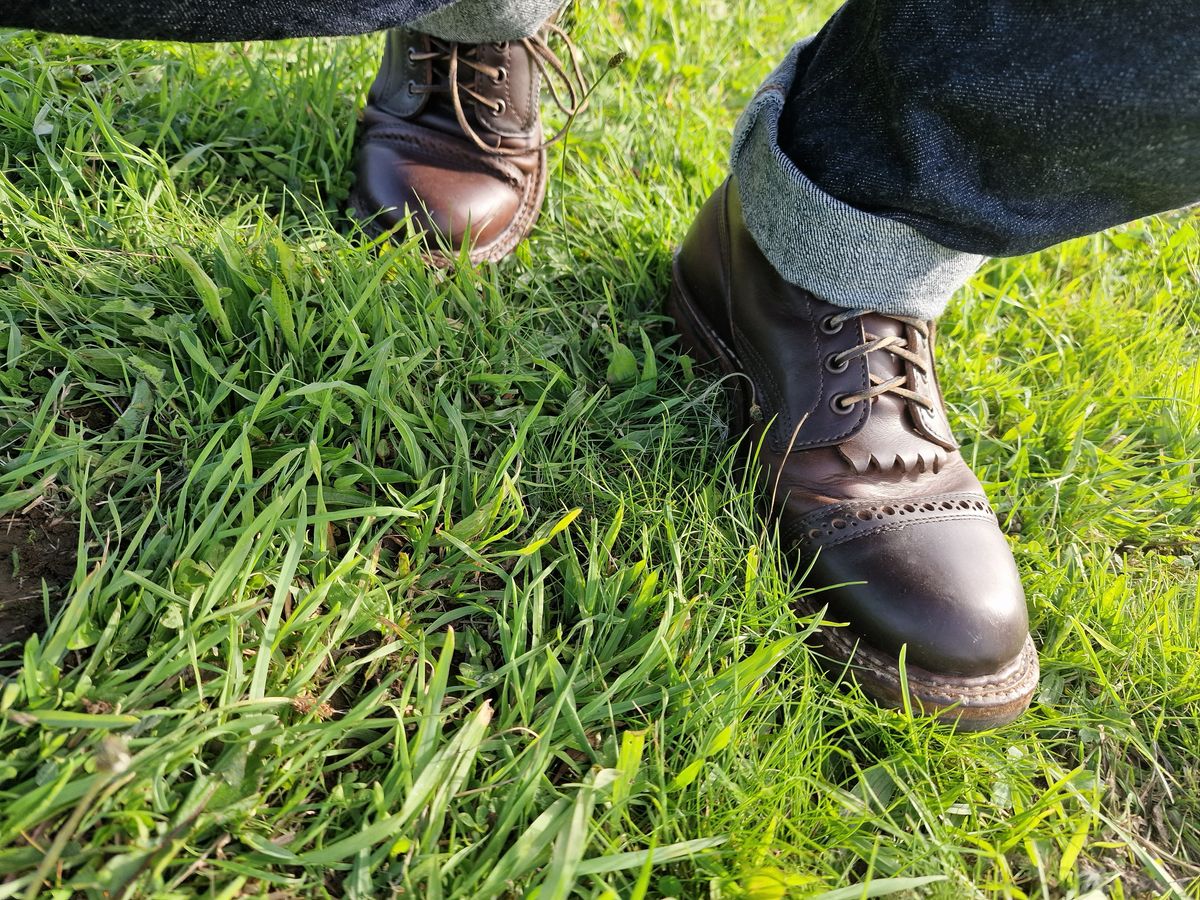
[407,23,590,157]
[822,310,935,412]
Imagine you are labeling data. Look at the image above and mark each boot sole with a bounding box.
[346,148,548,269]
[667,255,1038,731]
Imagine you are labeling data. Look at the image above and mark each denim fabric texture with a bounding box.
[414,0,561,42]
[731,40,984,320]
[0,0,458,41]
[0,0,557,45]
[779,0,1200,257]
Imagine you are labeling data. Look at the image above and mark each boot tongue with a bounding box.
[835,315,952,476]
[423,42,543,153]
[421,47,492,139]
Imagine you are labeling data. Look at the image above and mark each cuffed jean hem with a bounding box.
[730,39,984,320]
[412,0,561,42]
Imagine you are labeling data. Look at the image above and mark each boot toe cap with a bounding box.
[806,514,1029,678]
[353,140,523,252]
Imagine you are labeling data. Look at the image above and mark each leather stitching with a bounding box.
[523,46,539,131]
[362,129,525,185]
[818,628,1038,701]
[787,493,998,550]
[798,491,993,527]
[806,510,999,550]
[469,146,546,262]
[798,592,1038,700]
[717,183,733,337]
[686,285,739,364]
[733,323,785,423]
[755,302,868,452]
[780,493,997,545]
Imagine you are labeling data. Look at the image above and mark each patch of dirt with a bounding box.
[61,400,117,434]
[0,508,78,656]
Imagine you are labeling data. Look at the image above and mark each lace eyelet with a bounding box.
[819,314,843,335]
[406,80,418,95]
[829,394,856,415]
[492,67,509,85]
[493,41,510,51]
[489,99,507,116]
[407,48,417,63]
[824,352,849,374]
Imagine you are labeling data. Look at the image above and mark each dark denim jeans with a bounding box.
[778,0,1200,257]
[0,0,455,41]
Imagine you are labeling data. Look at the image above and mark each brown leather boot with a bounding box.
[669,179,1038,730]
[349,26,584,266]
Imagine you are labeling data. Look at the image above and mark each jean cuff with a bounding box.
[730,39,984,320]
[412,0,560,42]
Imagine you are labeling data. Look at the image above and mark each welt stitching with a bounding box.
[808,511,997,550]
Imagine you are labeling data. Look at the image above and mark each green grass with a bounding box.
[1,2,1199,897]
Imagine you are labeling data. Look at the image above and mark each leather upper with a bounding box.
[351,28,546,263]
[674,179,1030,677]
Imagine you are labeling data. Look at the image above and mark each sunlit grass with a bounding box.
[1,2,1198,896]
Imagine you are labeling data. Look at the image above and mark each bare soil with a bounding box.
[0,508,78,654]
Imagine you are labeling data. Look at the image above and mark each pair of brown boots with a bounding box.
[349,29,1038,730]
